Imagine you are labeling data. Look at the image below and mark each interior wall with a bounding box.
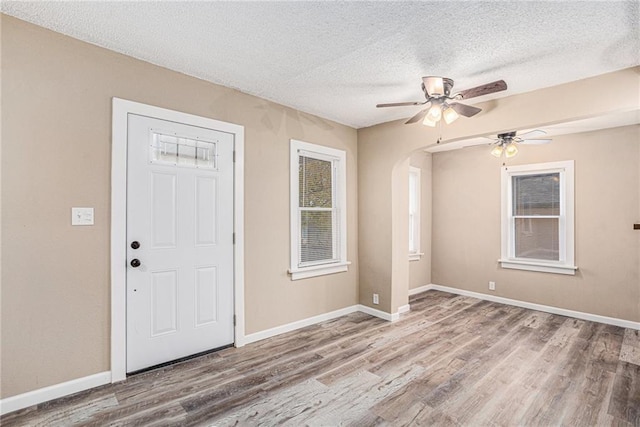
[432,125,640,322]
[0,15,358,399]
[409,152,432,290]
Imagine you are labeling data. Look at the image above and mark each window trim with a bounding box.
[499,160,577,275]
[409,166,423,261]
[289,139,349,280]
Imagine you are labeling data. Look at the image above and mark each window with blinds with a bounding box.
[500,160,576,275]
[289,139,348,280]
[298,155,337,265]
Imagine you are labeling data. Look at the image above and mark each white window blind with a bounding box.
[512,173,560,261]
[298,155,337,265]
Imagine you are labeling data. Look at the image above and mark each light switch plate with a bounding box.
[72,207,94,226]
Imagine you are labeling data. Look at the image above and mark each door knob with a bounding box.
[130,259,141,268]
[131,241,140,249]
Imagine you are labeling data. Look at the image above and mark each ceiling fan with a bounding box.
[376,76,507,126]
[489,130,552,158]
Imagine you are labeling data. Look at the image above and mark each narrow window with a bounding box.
[289,140,349,280]
[500,160,576,275]
[409,166,422,261]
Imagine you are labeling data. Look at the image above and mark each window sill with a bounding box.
[498,259,577,275]
[288,261,351,280]
[409,253,424,262]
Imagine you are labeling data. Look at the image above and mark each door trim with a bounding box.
[110,98,245,382]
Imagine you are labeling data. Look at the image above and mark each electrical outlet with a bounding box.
[373,293,379,305]
[489,281,496,291]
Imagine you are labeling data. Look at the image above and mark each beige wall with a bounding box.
[409,152,432,290]
[1,15,358,398]
[432,126,640,322]
[357,130,393,311]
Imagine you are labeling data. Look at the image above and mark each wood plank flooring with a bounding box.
[2,290,639,426]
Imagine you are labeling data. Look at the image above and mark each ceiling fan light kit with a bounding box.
[442,105,459,124]
[422,116,437,127]
[490,141,518,158]
[427,102,443,122]
[504,142,519,158]
[490,144,504,158]
[489,130,552,159]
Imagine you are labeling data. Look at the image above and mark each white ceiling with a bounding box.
[2,1,639,129]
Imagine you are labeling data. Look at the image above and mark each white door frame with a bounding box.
[110,98,245,382]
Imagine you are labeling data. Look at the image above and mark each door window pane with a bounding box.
[177,138,197,167]
[151,133,217,169]
[151,134,178,164]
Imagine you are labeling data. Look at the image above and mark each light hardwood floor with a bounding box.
[2,290,639,426]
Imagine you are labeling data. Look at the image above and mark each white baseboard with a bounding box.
[0,371,111,416]
[398,304,411,314]
[422,284,640,330]
[357,304,400,322]
[244,303,409,345]
[409,284,432,296]
[244,305,360,344]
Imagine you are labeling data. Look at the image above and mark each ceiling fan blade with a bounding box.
[459,80,507,99]
[405,108,428,124]
[376,101,425,108]
[450,102,482,117]
[517,129,546,138]
[519,138,552,145]
[462,142,493,148]
[422,76,444,97]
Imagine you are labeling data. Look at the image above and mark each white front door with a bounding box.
[126,113,235,373]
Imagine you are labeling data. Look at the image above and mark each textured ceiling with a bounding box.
[2,1,639,129]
